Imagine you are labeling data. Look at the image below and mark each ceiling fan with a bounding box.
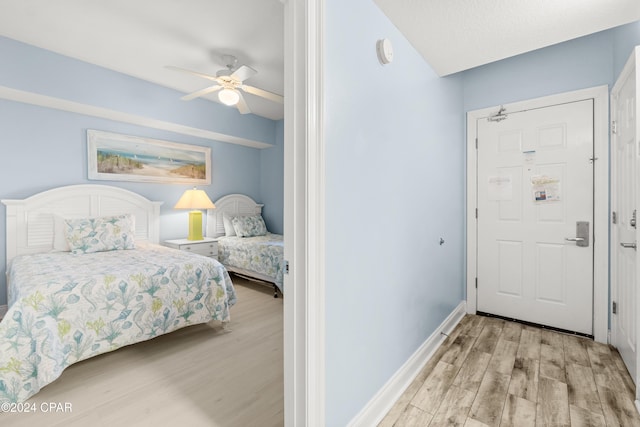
[166,55,283,114]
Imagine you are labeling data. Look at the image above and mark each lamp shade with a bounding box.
[174,188,215,210]
[218,88,240,106]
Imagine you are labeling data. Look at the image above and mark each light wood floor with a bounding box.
[380,314,640,427]
[1,276,283,427]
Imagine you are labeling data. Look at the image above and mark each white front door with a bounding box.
[611,46,639,385]
[476,100,594,335]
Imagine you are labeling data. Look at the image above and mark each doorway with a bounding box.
[466,86,609,343]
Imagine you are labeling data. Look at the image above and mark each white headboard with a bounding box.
[2,184,163,264]
[206,194,264,238]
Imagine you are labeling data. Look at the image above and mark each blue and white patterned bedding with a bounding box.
[0,243,236,403]
[218,233,284,292]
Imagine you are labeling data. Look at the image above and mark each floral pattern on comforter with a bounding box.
[0,244,236,403]
[218,233,284,292]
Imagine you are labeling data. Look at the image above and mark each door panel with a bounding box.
[497,240,523,296]
[536,243,565,304]
[611,50,637,383]
[477,100,594,335]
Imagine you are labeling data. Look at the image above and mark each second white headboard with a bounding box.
[206,194,264,238]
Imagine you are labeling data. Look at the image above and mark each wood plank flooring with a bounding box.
[1,276,283,427]
[380,314,640,427]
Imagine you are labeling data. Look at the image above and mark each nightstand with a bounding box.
[163,237,218,259]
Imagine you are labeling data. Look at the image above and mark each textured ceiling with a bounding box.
[374,0,640,76]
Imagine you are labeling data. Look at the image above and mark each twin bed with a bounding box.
[206,194,284,297]
[0,185,282,404]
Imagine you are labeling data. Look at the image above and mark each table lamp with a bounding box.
[174,188,215,240]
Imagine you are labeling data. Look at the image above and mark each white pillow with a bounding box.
[53,214,72,251]
[223,212,236,236]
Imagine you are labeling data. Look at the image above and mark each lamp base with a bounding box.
[187,210,204,241]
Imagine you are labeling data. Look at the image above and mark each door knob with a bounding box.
[620,242,637,249]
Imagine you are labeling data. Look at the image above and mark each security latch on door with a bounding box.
[565,221,589,247]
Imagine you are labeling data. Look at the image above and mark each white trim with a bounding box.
[0,85,271,149]
[636,399,640,416]
[304,0,326,424]
[283,0,325,425]
[0,305,7,321]
[466,85,609,343]
[347,302,467,427]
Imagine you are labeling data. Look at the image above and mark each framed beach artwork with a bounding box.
[87,130,211,184]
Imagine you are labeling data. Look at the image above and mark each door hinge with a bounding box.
[475,208,478,219]
[284,260,290,275]
[475,138,478,149]
[475,277,478,289]
[612,120,617,134]
[612,301,617,314]
[612,211,617,224]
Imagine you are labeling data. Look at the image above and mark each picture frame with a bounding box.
[87,130,211,184]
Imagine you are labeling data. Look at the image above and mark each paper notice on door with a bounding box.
[488,175,512,200]
[531,175,561,202]
[523,150,536,170]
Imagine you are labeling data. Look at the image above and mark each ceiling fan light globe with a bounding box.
[218,89,240,106]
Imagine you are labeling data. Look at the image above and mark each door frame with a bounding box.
[283,0,326,425]
[466,86,609,343]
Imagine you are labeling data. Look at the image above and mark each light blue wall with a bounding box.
[323,10,640,427]
[0,37,275,144]
[612,21,640,77]
[463,21,640,113]
[463,30,614,112]
[324,0,465,425]
[260,119,284,234]
[0,36,283,307]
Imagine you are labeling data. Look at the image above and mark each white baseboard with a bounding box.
[347,300,467,427]
[0,305,7,321]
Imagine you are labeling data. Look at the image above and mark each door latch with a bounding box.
[631,209,636,228]
[565,221,589,247]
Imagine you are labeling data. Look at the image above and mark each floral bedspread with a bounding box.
[218,233,284,292]
[0,244,236,403]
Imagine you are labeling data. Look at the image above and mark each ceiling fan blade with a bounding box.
[236,91,251,114]
[180,85,222,101]
[230,65,257,82]
[165,65,218,82]
[241,85,284,104]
